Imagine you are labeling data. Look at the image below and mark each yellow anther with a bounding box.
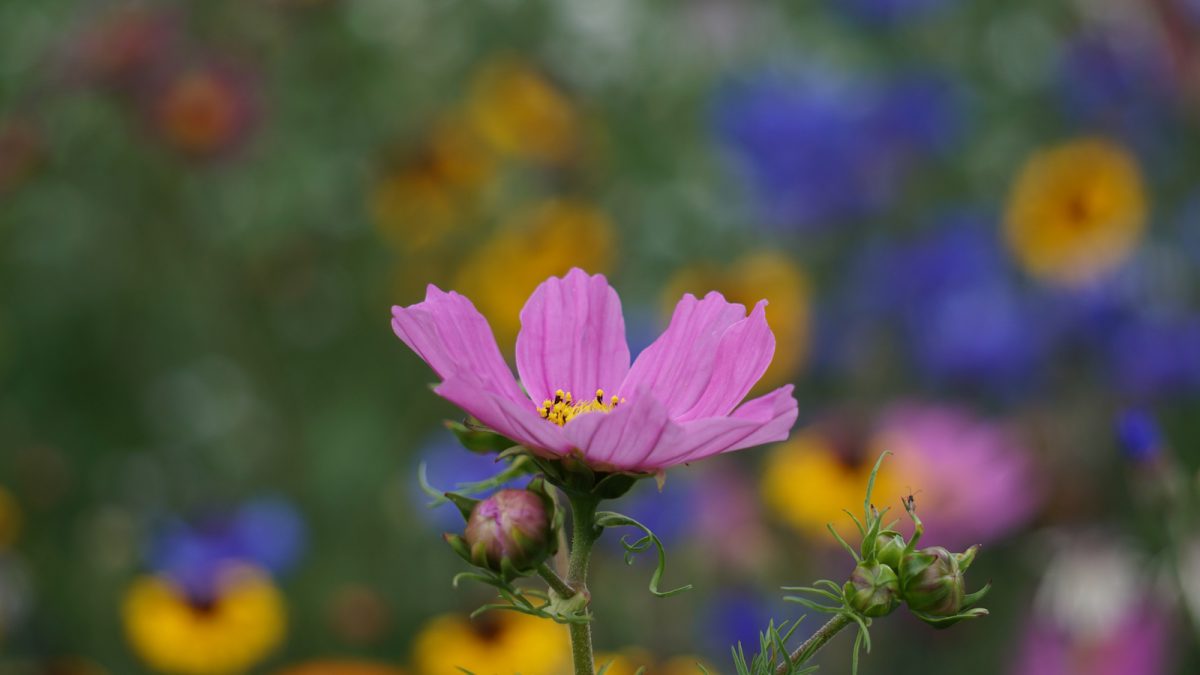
[537,388,623,426]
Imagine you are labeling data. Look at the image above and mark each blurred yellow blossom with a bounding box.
[411,611,568,675]
[122,566,285,675]
[454,199,615,347]
[1004,137,1147,286]
[0,486,19,550]
[467,57,579,164]
[273,661,407,675]
[595,651,716,675]
[664,252,810,389]
[761,432,898,542]
[372,117,496,253]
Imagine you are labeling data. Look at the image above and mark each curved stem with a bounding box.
[776,613,853,675]
[566,493,600,675]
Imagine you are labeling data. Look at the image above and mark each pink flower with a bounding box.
[391,268,798,472]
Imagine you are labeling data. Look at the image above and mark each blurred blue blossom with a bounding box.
[598,473,698,553]
[413,436,521,533]
[1107,313,1200,400]
[837,0,957,25]
[830,212,1045,393]
[699,589,778,662]
[1116,409,1163,463]
[713,69,960,230]
[1058,35,1178,157]
[147,496,306,602]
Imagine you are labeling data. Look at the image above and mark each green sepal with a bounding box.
[446,418,519,454]
[962,581,992,607]
[956,545,980,571]
[443,533,472,562]
[592,473,639,500]
[910,606,989,629]
[530,454,647,500]
[444,492,480,522]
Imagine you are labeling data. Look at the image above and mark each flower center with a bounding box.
[537,389,621,426]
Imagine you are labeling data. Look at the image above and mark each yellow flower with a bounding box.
[453,199,615,348]
[662,253,810,390]
[594,651,716,675]
[0,485,20,550]
[595,649,652,675]
[371,117,496,253]
[761,433,899,542]
[466,57,579,164]
[1004,137,1148,286]
[122,566,285,675]
[411,611,569,675]
[273,661,407,675]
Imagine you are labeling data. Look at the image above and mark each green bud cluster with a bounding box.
[858,497,990,628]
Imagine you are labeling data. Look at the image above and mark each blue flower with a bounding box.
[713,69,961,231]
[1108,313,1200,399]
[832,211,1046,393]
[147,496,306,602]
[1058,35,1179,157]
[412,435,521,533]
[837,0,958,25]
[1116,409,1162,463]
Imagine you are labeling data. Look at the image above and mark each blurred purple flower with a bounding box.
[598,474,697,552]
[896,216,1044,391]
[1013,606,1171,675]
[1012,537,1172,675]
[147,496,306,602]
[1058,35,1179,157]
[1107,313,1200,399]
[831,212,1046,393]
[875,402,1042,550]
[699,589,779,661]
[713,69,960,230]
[413,436,520,533]
[1115,409,1162,463]
[1051,243,1200,399]
[837,0,957,25]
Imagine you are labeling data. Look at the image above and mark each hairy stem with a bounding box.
[567,493,600,675]
[776,613,853,675]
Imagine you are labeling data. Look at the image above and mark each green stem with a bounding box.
[537,562,574,599]
[776,613,853,675]
[566,492,600,675]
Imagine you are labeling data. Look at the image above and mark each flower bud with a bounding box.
[899,546,965,616]
[844,562,901,618]
[874,530,907,570]
[460,489,553,574]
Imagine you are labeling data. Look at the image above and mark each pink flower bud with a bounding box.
[463,489,552,572]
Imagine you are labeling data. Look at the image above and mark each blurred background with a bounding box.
[2,0,1200,673]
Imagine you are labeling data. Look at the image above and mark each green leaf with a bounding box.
[446,418,520,453]
[594,510,692,597]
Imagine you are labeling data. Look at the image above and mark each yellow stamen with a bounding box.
[537,388,621,426]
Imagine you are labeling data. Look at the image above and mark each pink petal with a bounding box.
[645,385,798,468]
[619,292,747,417]
[391,285,526,405]
[435,377,571,456]
[516,269,631,406]
[675,300,775,422]
[561,388,671,471]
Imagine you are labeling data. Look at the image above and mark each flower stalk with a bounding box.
[777,613,853,675]
[566,492,600,675]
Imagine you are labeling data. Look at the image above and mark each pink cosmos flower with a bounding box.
[391,268,798,472]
